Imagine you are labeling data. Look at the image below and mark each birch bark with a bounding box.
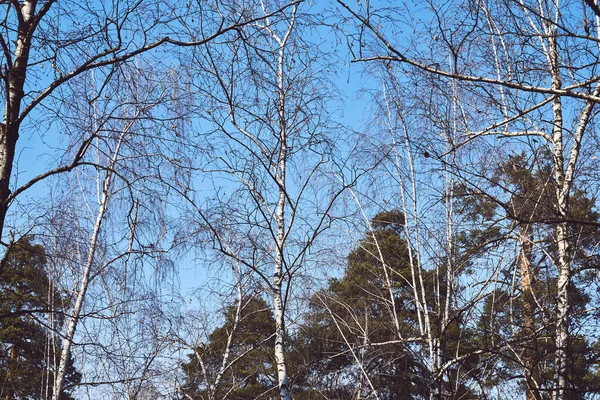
[271,5,296,397]
[335,0,600,397]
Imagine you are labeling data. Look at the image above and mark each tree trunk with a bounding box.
[554,221,570,400]
[0,1,39,243]
[547,22,570,400]
[273,149,290,399]
[3,345,16,400]
[273,101,291,400]
[273,278,290,400]
[271,7,296,398]
[520,225,538,400]
[52,176,109,400]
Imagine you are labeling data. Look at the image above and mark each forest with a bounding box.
[0,0,599,399]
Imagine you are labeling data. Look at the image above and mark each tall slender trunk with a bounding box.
[520,225,537,400]
[272,26,291,400]
[3,344,17,400]
[545,21,570,400]
[268,6,297,398]
[51,170,111,400]
[273,176,290,400]
[553,219,570,400]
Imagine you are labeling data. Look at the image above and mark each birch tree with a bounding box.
[336,69,495,398]
[336,0,600,398]
[38,62,181,399]
[177,2,350,398]
[0,0,293,252]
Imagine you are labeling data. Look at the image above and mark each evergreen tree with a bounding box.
[458,153,600,398]
[0,237,81,400]
[181,296,277,399]
[293,211,480,399]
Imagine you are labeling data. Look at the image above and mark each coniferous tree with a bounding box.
[181,296,277,399]
[0,237,81,400]
[294,211,480,399]
[458,153,600,398]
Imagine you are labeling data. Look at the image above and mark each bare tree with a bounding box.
[336,0,600,398]
[176,2,352,398]
[316,61,505,398]
[34,62,181,399]
[0,0,297,251]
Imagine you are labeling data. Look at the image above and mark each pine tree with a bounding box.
[181,296,277,399]
[458,153,600,398]
[0,237,81,400]
[294,211,480,399]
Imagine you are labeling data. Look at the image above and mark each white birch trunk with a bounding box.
[542,12,568,398]
[273,52,292,400]
[549,36,600,400]
[264,5,297,398]
[52,168,111,400]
